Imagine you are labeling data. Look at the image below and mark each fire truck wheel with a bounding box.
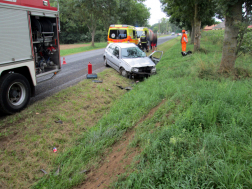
[0,73,31,115]
[104,57,109,67]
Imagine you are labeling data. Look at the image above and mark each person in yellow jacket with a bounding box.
[181,30,188,56]
[140,33,148,52]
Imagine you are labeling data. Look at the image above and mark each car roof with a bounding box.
[109,43,137,48]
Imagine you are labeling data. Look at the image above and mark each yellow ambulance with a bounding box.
[107,24,138,45]
[135,27,149,42]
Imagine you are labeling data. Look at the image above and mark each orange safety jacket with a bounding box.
[181,33,188,44]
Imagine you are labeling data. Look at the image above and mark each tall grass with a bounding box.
[112,32,252,188]
[34,32,252,188]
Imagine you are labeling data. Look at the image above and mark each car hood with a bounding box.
[122,57,155,68]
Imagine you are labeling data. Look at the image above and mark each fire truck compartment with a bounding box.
[31,15,60,75]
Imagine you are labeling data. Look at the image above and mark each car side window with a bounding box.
[113,47,119,58]
[108,45,115,54]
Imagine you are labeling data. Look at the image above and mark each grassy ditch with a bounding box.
[0,69,131,188]
[60,42,107,56]
[34,30,252,188]
[0,38,178,188]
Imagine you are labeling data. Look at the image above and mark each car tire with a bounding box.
[120,68,129,78]
[104,57,109,67]
[0,73,31,115]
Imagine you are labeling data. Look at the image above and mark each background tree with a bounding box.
[74,0,112,47]
[214,0,252,72]
[50,0,150,45]
[118,0,150,26]
[50,0,89,44]
[161,0,215,50]
[159,18,170,33]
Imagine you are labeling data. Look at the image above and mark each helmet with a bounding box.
[182,30,185,33]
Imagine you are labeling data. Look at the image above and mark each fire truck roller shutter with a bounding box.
[0,7,32,65]
[30,11,56,18]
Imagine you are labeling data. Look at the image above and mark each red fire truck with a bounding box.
[0,0,60,114]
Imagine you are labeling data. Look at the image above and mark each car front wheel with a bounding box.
[120,68,129,78]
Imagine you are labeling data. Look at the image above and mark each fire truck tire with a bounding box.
[0,73,31,115]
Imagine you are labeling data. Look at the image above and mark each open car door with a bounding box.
[148,51,163,65]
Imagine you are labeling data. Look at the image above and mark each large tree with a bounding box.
[161,0,215,50]
[214,0,252,72]
[74,0,115,47]
[118,0,150,27]
[49,0,90,44]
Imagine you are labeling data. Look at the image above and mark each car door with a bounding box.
[148,51,163,65]
[106,44,114,66]
[111,46,120,72]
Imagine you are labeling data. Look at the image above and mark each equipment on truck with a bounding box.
[0,0,61,114]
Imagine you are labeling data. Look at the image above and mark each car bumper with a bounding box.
[131,71,156,76]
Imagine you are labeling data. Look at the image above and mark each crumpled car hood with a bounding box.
[122,57,155,68]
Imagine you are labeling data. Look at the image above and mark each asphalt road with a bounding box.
[0,35,177,118]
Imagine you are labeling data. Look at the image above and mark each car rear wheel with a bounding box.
[120,68,129,78]
[0,73,31,114]
[104,57,109,67]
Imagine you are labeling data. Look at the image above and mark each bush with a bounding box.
[202,30,224,45]
[240,28,252,55]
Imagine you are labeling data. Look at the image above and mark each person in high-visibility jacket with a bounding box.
[140,33,148,52]
[181,30,188,56]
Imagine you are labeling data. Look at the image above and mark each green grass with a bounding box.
[2,31,251,188]
[31,38,179,189]
[0,68,131,188]
[33,31,252,188]
[111,32,252,188]
[60,42,107,56]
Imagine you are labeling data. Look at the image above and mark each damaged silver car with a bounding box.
[103,43,163,78]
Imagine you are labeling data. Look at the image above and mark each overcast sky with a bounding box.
[143,0,169,26]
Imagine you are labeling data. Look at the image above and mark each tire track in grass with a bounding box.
[75,99,167,189]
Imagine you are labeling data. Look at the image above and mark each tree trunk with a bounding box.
[191,20,195,44]
[91,30,95,47]
[194,4,201,51]
[219,1,243,72]
[87,14,97,47]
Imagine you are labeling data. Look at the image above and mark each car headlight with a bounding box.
[151,67,156,73]
[132,68,139,72]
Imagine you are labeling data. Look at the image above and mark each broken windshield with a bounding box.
[121,47,146,58]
